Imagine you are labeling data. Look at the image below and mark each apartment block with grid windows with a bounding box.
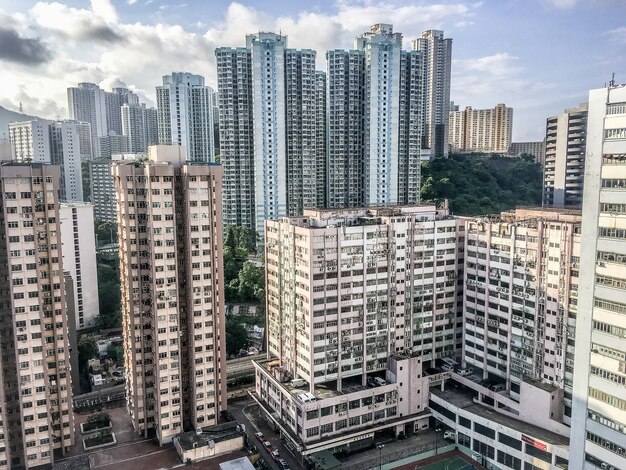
[113,145,226,445]
[0,163,75,469]
[252,205,465,455]
[570,84,626,470]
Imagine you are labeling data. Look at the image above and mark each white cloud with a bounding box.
[607,26,626,42]
[544,0,577,8]
[1,1,477,118]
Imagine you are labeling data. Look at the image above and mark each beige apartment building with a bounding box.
[449,104,513,153]
[0,163,75,468]
[463,208,581,420]
[253,205,465,454]
[113,146,226,445]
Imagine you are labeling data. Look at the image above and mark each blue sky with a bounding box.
[0,0,624,140]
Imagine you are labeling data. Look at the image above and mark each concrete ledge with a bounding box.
[82,432,117,451]
[80,422,113,435]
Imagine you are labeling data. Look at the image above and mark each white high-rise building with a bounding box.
[413,30,452,159]
[59,202,99,329]
[8,120,51,163]
[9,120,92,201]
[570,84,626,470]
[49,120,91,201]
[122,103,159,153]
[216,34,318,235]
[326,24,424,208]
[156,72,215,163]
[543,103,588,208]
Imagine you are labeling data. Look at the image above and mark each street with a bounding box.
[228,398,305,470]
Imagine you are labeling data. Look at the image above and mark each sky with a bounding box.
[0,0,624,141]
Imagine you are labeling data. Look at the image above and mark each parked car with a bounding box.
[270,450,280,461]
[366,377,377,387]
[490,383,505,392]
[457,367,473,376]
[443,430,456,440]
[442,364,454,372]
[278,459,290,470]
[262,441,273,452]
[255,432,265,442]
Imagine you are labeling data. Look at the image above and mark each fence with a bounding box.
[340,440,451,470]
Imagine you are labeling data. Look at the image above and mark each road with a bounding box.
[226,353,265,378]
[229,398,305,470]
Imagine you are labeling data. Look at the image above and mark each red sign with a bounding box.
[522,434,547,452]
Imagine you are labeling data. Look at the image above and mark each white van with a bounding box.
[373,377,387,386]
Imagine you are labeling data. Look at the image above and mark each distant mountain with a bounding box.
[0,105,44,140]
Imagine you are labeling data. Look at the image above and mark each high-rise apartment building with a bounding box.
[449,104,513,153]
[90,158,116,223]
[59,202,99,330]
[106,87,140,136]
[0,163,75,468]
[543,103,588,208]
[156,73,215,163]
[67,83,107,155]
[327,24,424,208]
[49,120,91,201]
[8,120,51,163]
[121,103,159,154]
[216,34,318,234]
[463,209,581,417]
[9,120,92,202]
[113,145,226,445]
[412,30,452,159]
[508,140,546,164]
[315,71,327,209]
[252,205,464,454]
[570,84,626,470]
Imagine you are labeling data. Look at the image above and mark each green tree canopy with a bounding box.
[225,316,249,356]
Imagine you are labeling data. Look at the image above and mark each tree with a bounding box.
[94,219,118,246]
[78,336,97,365]
[236,262,265,303]
[225,316,248,356]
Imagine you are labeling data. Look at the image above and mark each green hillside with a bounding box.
[420,153,543,216]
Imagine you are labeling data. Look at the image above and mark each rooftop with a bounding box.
[431,386,569,447]
[219,456,255,470]
[175,421,245,451]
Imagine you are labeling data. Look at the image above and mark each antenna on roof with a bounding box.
[19,102,23,114]
[609,72,616,87]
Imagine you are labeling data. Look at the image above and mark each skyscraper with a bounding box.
[413,30,452,159]
[216,34,318,235]
[315,71,327,209]
[67,83,140,158]
[253,204,464,453]
[121,103,159,153]
[156,72,215,163]
[9,120,92,202]
[448,104,513,154]
[543,103,588,208]
[570,84,626,470]
[49,120,91,201]
[0,163,75,468]
[59,202,100,330]
[113,145,226,445]
[326,24,424,208]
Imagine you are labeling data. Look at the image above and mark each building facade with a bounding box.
[0,163,75,468]
[412,30,452,159]
[508,140,546,164]
[253,205,465,453]
[121,103,159,154]
[49,120,91,201]
[326,24,424,208]
[59,203,100,329]
[156,72,215,163]
[113,145,226,445]
[8,120,51,163]
[449,104,513,154]
[463,209,581,419]
[543,103,588,208]
[216,34,319,235]
[315,71,327,209]
[570,84,626,470]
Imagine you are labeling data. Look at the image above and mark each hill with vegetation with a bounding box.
[420,153,542,216]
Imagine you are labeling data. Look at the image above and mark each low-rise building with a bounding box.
[173,422,247,464]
